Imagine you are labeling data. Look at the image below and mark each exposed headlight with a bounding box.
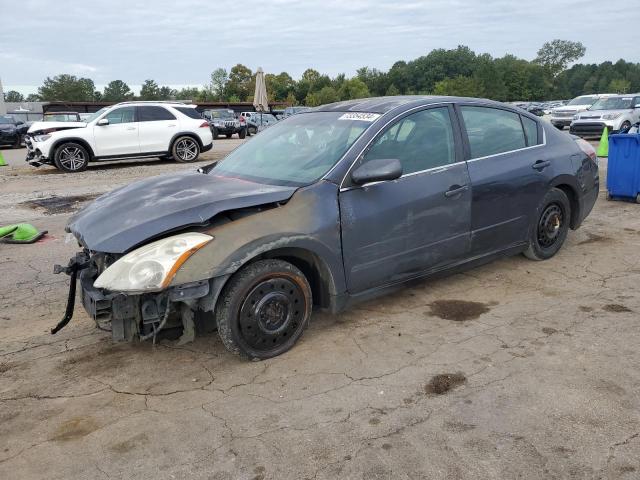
[94,232,213,292]
[603,113,622,120]
[33,134,51,142]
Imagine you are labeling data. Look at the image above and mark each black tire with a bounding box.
[53,142,89,172]
[172,136,200,163]
[238,128,247,139]
[13,135,22,149]
[212,127,219,140]
[216,259,312,360]
[524,188,571,261]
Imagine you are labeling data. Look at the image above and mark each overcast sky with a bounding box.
[2,0,638,95]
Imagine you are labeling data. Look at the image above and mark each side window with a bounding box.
[363,107,456,175]
[521,116,540,146]
[138,106,176,122]
[461,106,526,158]
[104,107,136,124]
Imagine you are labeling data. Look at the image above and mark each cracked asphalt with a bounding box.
[1,138,639,479]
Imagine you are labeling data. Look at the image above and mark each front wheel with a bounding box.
[216,260,312,360]
[172,136,200,163]
[238,128,247,139]
[524,188,571,261]
[53,142,89,172]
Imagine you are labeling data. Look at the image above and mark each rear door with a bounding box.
[137,106,180,153]
[93,106,139,156]
[457,104,550,255]
[339,105,471,293]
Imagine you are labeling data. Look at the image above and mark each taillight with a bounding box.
[575,138,597,162]
[199,121,209,128]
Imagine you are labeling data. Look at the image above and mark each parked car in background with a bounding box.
[570,94,640,137]
[0,115,29,148]
[284,106,311,118]
[43,112,82,122]
[550,94,614,129]
[204,109,246,139]
[57,96,598,360]
[240,111,279,135]
[25,101,212,172]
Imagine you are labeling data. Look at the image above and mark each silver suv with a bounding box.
[570,94,640,137]
[550,94,615,129]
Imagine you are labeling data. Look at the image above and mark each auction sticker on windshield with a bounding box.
[338,112,381,122]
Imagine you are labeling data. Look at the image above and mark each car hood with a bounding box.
[67,171,298,253]
[28,121,86,134]
[0,124,17,131]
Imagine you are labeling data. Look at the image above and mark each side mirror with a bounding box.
[351,158,403,186]
[97,118,109,126]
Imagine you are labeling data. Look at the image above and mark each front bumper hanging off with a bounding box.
[52,251,220,343]
[51,252,90,334]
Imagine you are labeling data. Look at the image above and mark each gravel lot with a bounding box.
[1,137,639,479]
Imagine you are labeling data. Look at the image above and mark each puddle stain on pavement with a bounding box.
[427,300,494,321]
[425,373,467,395]
[20,194,99,215]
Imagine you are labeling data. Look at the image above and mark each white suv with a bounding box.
[26,102,213,172]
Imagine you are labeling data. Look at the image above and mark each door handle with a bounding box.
[168,124,177,127]
[125,126,136,131]
[532,160,551,171]
[444,184,469,198]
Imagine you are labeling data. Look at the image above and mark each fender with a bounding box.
[170,182,347,297]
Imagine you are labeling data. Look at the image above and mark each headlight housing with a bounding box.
[33,134,51,142]
[94,232,213,292]
[603,113,622,120]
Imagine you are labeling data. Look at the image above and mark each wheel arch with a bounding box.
[169,131,204,150]
[51,137,95,160]
[550,176,580,229]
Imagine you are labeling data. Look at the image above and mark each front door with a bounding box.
[339,106,472,294]
[93,106,139,157]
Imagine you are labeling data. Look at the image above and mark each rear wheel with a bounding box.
[172,136,200,163]
[216,259,312,360]
[212,128,219,140]
[238,128,247,139]
[524,188,571,260]
[53,142,89,173]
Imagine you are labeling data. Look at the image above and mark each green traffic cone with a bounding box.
[596,126,609,157]
[0,150,7,167]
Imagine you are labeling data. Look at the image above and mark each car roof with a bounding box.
[314,95,505,114]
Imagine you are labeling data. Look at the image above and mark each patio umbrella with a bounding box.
[253,67,269,130]
[0,77,6,115]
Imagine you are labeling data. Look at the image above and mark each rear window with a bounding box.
[139,106,176,122]
[521,116,540,146]
[461,106,526,158]
[175,107,203,119]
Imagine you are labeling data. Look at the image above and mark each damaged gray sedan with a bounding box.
[54,96,599,359]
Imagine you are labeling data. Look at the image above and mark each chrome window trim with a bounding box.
[339,159,466,192]
[465,127,547,163]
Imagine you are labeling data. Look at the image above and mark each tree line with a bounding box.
[4,40,640,106]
